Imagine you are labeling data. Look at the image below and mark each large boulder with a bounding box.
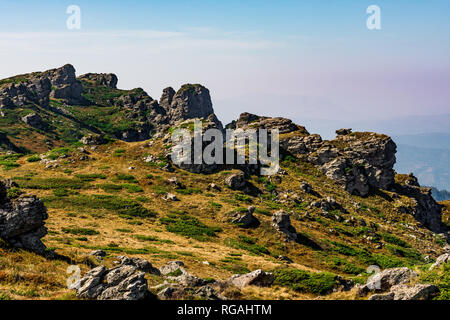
[369,284,438,301]
[228,269,274,288]
[0,181,48,254]
[272,210,298,242]
[225,171,246,190]
[228,206,259,228]
[76,257,151,300]
[80,134,107,146]
[159,261,205,287]
[21,112,47,130]
[357,267,417,296]
[115,255,160,275]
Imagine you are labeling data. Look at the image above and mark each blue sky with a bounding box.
[0,0,449,137]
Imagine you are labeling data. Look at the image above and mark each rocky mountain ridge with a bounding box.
[0,65,448,301]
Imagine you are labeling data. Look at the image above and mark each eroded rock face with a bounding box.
[0,78,51,109]
[77,256,155,300]
[0,64,86,109]
[0,181,48,254]
[272,210,298,241]
[229,113,397,197]
[46,64,86,105]
[395,174,446,234]
[309,133,397,196]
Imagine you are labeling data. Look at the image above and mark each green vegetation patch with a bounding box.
[160,213,222,241]
[419,262,450,300]
[44,194,156,218]
[273,268,339,295]
[62,227,99,236]
[224,235,270,256]
[17,177,87,190]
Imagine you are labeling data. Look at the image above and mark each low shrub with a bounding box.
[273,268,338,295]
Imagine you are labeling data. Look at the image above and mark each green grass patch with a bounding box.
[160,213,222,241]
[273,268,338,295]
[62,227,99,236]
[44,194,156,218]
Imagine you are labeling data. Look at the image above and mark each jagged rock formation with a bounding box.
[309,131,397,197]
[272,210,298,241]
[395,174,446,234]
[77,264,148,300]
[232,113,397,197]
[78,73,118,89]
[0,181,48,254]
[161,84,223,130]
[0,64,222,149]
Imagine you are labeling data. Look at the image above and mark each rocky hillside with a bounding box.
[0,65,448,301]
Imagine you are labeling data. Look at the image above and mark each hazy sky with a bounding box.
[0,0,449,137]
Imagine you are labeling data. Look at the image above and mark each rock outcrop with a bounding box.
[78,73,118,89]
[272,210,298,241]
[395,174,446,234]
[80,134,107,146]
[161,84,223,130]
[368,284,438,301]
[0,181,48,254]
[357,267,417,296]
[227,269,274,288]
[76,256,154,300]
[309,132,397,197]
[225,171,247,190]
[21,112,47,130]
[228,206,259,228]
[46,64,87,105]
[230,113,397,197]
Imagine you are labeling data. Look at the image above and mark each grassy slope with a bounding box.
[0,139,448,300]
